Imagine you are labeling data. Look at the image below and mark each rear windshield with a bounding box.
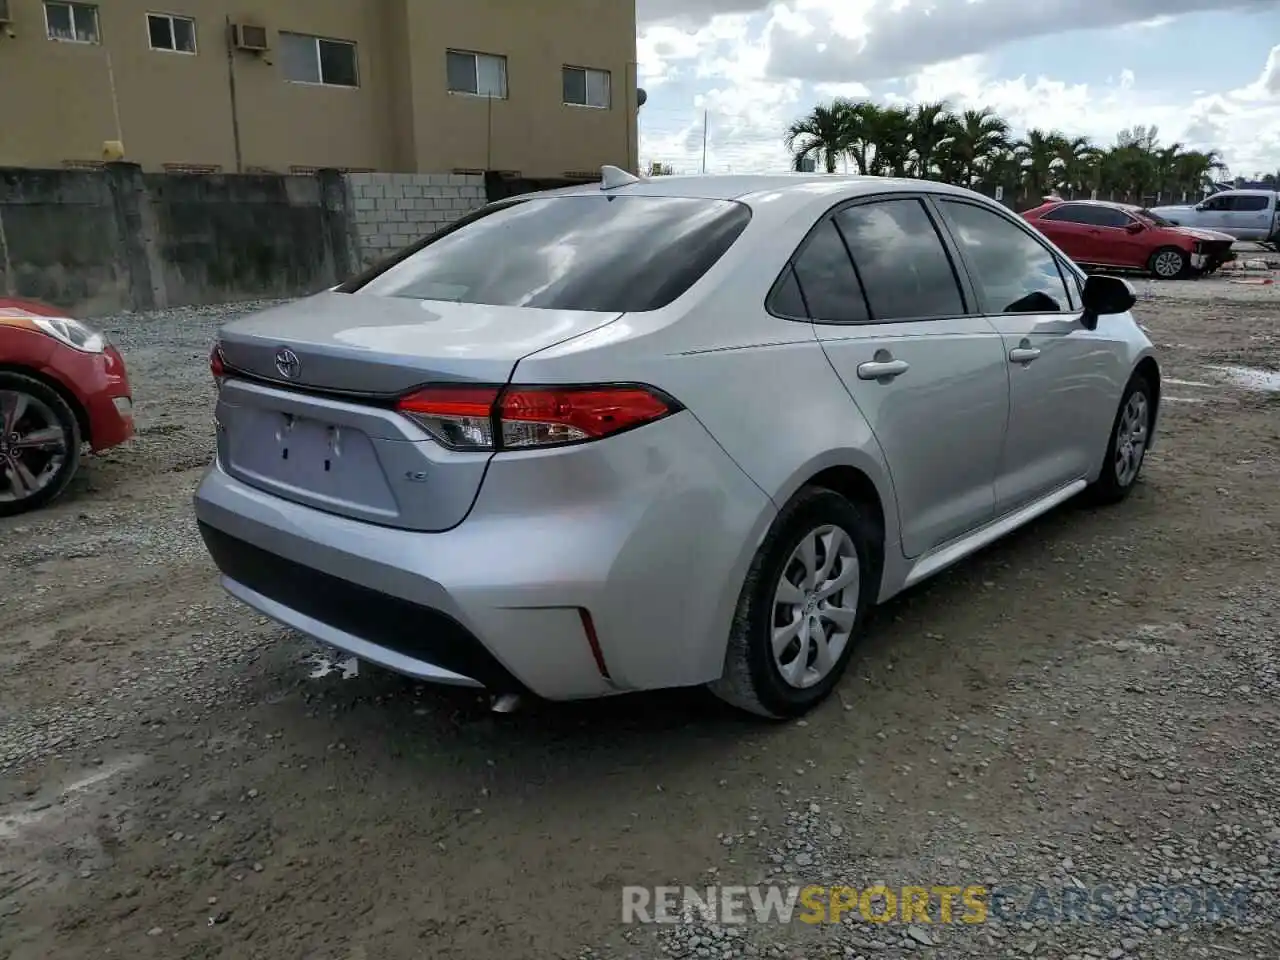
[353,194,752,312]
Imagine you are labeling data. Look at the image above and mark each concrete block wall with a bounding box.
[345,173,488,267]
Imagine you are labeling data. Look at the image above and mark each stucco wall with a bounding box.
[0,164,354,314]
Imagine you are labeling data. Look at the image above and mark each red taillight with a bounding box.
[210,342,226,382]
[397,386,501,450]
[395,384,678,451]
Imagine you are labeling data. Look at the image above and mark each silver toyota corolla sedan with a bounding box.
[194,168,1160,719]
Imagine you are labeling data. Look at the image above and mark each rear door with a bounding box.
[1222,193,1271,239]
[1060,204,1138,267]
[1034,204,1095,262]
[931,197,1121,515]
[795,196,1009,558]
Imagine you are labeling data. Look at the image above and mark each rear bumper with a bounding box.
[193,411,774,700]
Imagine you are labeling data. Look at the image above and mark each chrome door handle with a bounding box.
[1009,347,1041,364]
[856,359,910,381]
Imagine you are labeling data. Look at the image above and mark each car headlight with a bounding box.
[31,316,106,353]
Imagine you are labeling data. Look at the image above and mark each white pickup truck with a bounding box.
[1149,189,1280,242]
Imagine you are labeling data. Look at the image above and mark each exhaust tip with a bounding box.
[490,693,522,714]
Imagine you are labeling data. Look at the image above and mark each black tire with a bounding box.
[1084,373,1154,506]
[0,371,82,517]
[709,486,880,719]
[1148,246,1187,280]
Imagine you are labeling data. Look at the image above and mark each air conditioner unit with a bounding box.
[231,23,269,51]
[0,0,13,26]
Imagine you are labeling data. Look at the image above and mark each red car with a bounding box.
[1022,199,1236,280]
[0,298,134,516]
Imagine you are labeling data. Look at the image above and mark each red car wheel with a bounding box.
[0,370,83,516]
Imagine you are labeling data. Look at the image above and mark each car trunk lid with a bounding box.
[217,291,620,395]
[214,292,621,531]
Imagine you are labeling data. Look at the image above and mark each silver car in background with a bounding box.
[194,168,1160,718]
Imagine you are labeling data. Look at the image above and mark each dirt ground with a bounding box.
[1,283,1278,960]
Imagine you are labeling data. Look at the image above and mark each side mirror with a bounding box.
[1195,202,1208,211]
[1080,274,1136,329]
[1124,221,1145,234]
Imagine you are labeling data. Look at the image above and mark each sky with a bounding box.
[634,0,1280,178]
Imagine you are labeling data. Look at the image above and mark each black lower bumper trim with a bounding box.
[197,521,524,692]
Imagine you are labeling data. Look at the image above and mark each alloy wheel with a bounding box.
[771,524,860,689]
[1153,251,1184,279]
[1114,390,1149,488]
[0,389,69,504]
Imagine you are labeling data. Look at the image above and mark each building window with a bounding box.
[446,50,508,98]
[45,1,99,43]
[562,66,611,108]
[278,32,359,88]
[147,13,196,53]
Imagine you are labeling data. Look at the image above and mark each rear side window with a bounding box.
[768,264,809,319]
[1040,204,1085,224]
[785,220,869,322]
[937,199,1071,314]
[355,195,751,312]
[834,199,965,320]
[1043,204,1128,227]
[1041,204,1096,225]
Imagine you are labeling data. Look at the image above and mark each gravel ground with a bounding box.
[1,285,1277,960]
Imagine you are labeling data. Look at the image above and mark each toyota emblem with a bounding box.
[275,347,301,380]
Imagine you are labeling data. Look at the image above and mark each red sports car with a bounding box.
[0,298,134,515]
[1022,199,1236,280]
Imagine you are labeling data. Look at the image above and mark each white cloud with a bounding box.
[636,2,1280,177]
[639,14,806,173]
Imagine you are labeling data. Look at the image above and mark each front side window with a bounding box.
[354,195,751,312]
[835,199,965,321]
[147,13,196,53]
[1203,195,1230,211]
[45,1,99,42]
[1094,207,1135,228]
[563,66,611,108]
[446,50,508,98]
[279,33,358,87]
[937,199,1071,315]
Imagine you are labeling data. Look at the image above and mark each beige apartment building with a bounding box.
[0,0,639,177]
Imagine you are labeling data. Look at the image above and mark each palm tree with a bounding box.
[944,108,1009,187]
[868,106,913,177]
[780,98,1231,208]
[1016,129,1067,200]
[1057,137,1098,197]
[842,101,879,175]
[908,101,954,179]
[784,100,854,174]
[1172,149,1225,199]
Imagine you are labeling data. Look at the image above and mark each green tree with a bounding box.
[784,100,855,174]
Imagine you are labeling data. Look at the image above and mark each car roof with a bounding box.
[535,173,994,205]
[1044,198,1142,211]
